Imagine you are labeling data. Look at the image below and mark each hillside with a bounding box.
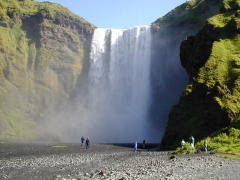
[0,0,94,140]
[162,0,240,154]
[150,0,222,138]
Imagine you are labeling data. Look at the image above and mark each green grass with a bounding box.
[196,128,240,155]
[208,12,235,28]
[220,155,240,160]
[176,142,196,154]
[196,33,240,119]
[222,0,240,12]
[0,0,94,28]
[197,35,240,86]
[0,109,37,141]
[152,0,222,34]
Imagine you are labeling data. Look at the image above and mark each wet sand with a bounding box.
[0,143,240,180]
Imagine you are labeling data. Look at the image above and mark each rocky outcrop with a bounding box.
[0,0,94,140]
[150,0,222,138]
[162,0,240,147]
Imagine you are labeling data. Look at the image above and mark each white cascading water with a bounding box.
[82,26,157,143]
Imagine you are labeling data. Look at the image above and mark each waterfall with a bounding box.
[83,26,157,143]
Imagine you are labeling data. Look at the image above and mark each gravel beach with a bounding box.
[0,143,240,180]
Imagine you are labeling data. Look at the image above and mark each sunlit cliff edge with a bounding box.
[0,0,95,140]
[161,0,240,154]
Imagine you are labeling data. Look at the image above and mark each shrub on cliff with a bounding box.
[176,142,196,154]
[196,128,240,155]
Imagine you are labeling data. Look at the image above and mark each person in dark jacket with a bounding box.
[143,139,146,149]
[81,136,85,146]
[85,138,90,149]
[189,136,195,148]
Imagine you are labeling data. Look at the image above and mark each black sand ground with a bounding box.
[0,143,240,180]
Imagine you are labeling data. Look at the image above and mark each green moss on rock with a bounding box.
[152,0,222,36]
[0,0,95,141]
[162,0,240,154]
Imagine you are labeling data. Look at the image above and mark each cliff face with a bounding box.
[0,0,94,140]
[150,0,222,138]
[162,0,240,148]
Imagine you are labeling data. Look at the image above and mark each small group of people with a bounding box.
[81,136,90,149]
[180,136,195,148]
[180,136,208,152]
[180,136,195,147]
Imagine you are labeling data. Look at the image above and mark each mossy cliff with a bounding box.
[0,0,94,141]
[162,0,240,151]
[150,0,222,136]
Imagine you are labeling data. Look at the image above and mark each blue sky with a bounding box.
[37,0,186,28]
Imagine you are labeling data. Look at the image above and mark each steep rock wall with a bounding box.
[0,0,94,140]
[162,0,240,147]
[150,0,222,139]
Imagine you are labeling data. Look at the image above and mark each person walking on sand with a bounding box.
[204,140,208,152]
[181,139,186,146]
[134,141,138,152]
[85,137,90,149]
[81,136,85,146]
[189,136,195,148]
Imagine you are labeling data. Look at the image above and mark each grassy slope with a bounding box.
[0,0,94,141]
[162,0,240,154]
[152,0,222,36]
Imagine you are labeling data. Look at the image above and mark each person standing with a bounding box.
[134,141,138,152]
[81,136,85,146]
[204,140,208,152]
[189,136,195,148]
[181,139,186,146]
[85,137,90,149]
[143,139,146,149]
